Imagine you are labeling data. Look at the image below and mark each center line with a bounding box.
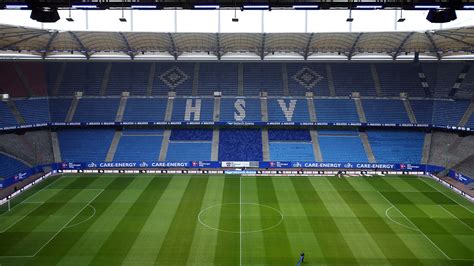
[239,174,242,266]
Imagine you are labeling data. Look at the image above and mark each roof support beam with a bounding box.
[434,32,474,48]
[392,32,414,60]
[347,33,363,60]
[42,31,58,59]
[303,33,314,60]
[168,33,178,60]
[118,32,134,59]
[69,31,90,59]
[215,33,221,60]
[0,32,48,50]
[424,32,441,60]
[260,33,266,60]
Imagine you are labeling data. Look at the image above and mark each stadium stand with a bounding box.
[362,99,410,124]
[199,63,238,96]
[376,63,425,97]
[431,100,470,126]
[154,63,194,96]
[166,129,213,161]
[171,98,214,122]
[17,62,48,96]
[318,130,368,162]
[287,63,330,96]
[113,129,163,161]
[72,98,120,122]
[422,63,464,98]
[107,63,149,96]
[267,98,309,122]
[122,97,168,122]
[331,63,377,96]
[456,63,474,99]
[268,129,314,161]
[0,62,28,98]
[220,98,261,122]
[314,99,359,123]
[243,63,283,96]
[0,130,53,165]
[45,62,62,96]
[218,129,262,161]
[410,100,434,124]
[367,130,424,163]
[48,98,72,123]
[58,129,115,162]
[58,63,106,96]
[14,99,50,124]
[0,101,17,127]
[0,153,30,179]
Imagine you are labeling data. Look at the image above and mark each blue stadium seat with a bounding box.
[267,98,309,122]
[153,63,194,96]
[269,143,314,161]
[287,63,330,96]
[376,63,425,97]
[15,99,50,124]
[318,130,368,162]
[73,98,120,122]
[114,134,163,161]
[0,102,17,128]
[170,129,213,141]
[422,63,463,97]
[58,129,114,161]
[218,129,262,161]
[243,63,283,96]
[268,129,311,141]
[199,63,238,95]
[367,130,424,163]
[107,63,149,96]
[0,153,29,179]
[171,98,214,122]
[331,63,377,96]
[314,99,359,123]
[362,99,410,124]
[410,100,433,124]
[431,100,470,126]
[49,98,72,123]
[166,142,212,161]
[220,98,261,122]
[122,98,167,122]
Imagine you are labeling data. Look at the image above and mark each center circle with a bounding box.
[198,203,284,233]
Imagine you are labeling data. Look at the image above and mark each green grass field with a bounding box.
[0,174,473,265]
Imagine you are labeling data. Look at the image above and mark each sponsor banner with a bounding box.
[0,122,473,132]
[264,161,428,171]
[448,170,473,185]
[225,170,257,175]
[221,161,253,168]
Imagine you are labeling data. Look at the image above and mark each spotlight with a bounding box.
[232,17,239,22]
[397,8,405,22]
[397,17,406,22]
[30,6,60,23]
[346,17,354,22]
[426,8,457,23]
[119,17,127,22]
[66,17,74,22]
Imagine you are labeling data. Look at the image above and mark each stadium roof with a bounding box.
[0,24,473,61]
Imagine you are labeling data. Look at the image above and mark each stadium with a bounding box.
[0,0,473,265]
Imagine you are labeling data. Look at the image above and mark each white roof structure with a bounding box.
[0,24,473,61]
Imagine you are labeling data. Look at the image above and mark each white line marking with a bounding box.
[63,205,97,229]
[0,189,104,258]
[239,174,242,266]
[0,202,43,233]
[384,206,418,232]
[419,178,474,214]
[375,191,455,261]
[0,176,63,218]
[438,205,474,231]
[197,202,284,233]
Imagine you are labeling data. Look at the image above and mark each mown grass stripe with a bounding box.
[369,178,473,261]
[328,178,423,265]
[31,176,133,265]
[0,176,96,256]
[155,176,209,265]
[213,176,239,265]
[290,177,358,265]
[402,178,474,230]
[256,177,293,265]
[90,176,172,265]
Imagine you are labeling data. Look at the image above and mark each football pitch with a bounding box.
[0,174,472,265]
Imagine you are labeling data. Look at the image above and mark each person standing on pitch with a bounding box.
[298,251,304,266]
